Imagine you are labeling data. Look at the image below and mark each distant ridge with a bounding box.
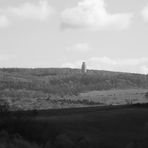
[0,67,146,75]
[0,68,147,96]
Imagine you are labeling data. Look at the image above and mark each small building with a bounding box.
[81,62,87,73]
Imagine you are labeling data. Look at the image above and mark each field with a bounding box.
[3,88,148,110]
[1,105,148,148]
[80,88,148,105]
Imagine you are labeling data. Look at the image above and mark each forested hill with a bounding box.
[0,68,148,96]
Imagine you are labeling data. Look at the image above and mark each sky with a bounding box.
[0,0,148,74]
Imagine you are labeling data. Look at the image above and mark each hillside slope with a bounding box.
[0,68,148,95]
[0,68,148,110]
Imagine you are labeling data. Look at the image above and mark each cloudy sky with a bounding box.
[0,0,148,74]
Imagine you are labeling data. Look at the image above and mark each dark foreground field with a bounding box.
[1,104,148,148]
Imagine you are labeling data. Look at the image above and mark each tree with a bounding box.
[145,92,148,99]
[0,99,9,113]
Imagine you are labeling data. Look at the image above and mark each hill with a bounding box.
[0,68,148,93]
[0,68,148,110]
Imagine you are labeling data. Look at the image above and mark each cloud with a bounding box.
[142,4,148,21]
[7,0,54,21]
[61,0,133,30]
[0,0,54,27]
[61,57,148,74]
[0,15,9,27]
[67,43,91,52]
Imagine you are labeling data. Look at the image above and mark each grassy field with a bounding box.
[2,88,148,110]
[79,88,148,105]
[1,105,148,148]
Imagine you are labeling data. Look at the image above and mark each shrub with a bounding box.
[0,130,9,144]
[44,141,52,148]
[125,142,135,148]
[145,92,148,99]
[142,122,148,147]
[77,136,92,148]
[0,131,42,148]
[54,134,75,148]
[0,99,9,113]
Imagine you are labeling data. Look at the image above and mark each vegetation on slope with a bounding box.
[0,68,148,109]
[0,68,148,95]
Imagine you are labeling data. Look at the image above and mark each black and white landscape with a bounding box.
[1,0,148,148]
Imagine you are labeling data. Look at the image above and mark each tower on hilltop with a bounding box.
[81,62,87,73]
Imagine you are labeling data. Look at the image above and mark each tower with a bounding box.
[81,62,87,73]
